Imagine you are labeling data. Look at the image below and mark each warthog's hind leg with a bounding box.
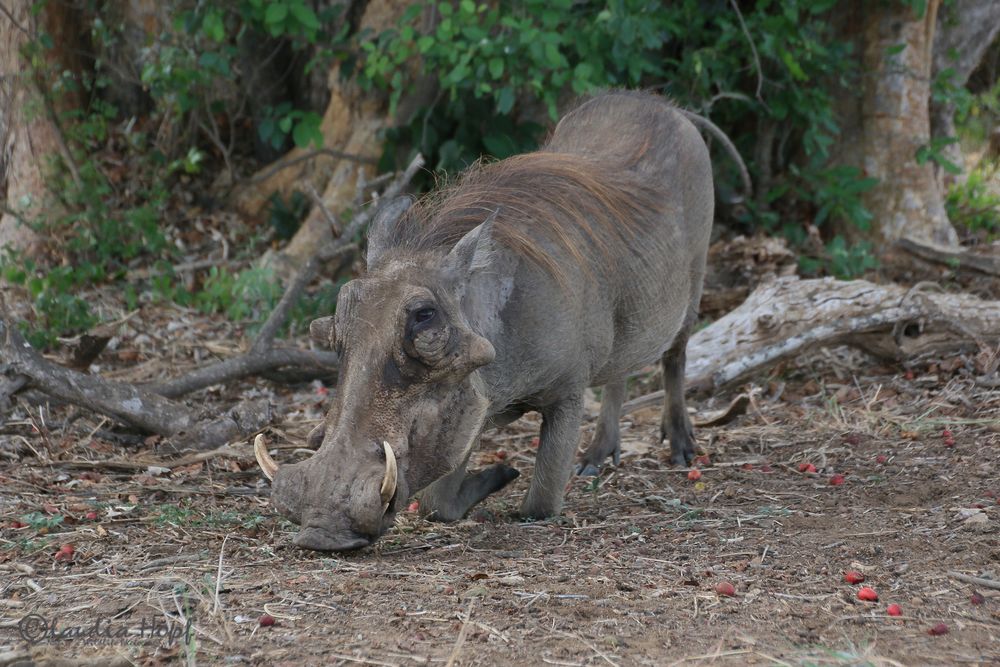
[418,452,520,522]
[576,380,625,476]
[660,325,696,466]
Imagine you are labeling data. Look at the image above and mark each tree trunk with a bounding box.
[0,0,89,257]
[859,0,958,247]
[930,0,1000,185]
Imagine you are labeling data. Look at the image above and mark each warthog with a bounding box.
[255,90,733,551]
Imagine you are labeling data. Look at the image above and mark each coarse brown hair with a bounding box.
[390,150,667,281]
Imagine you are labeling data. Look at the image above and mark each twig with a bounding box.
[213,535,228,615]
[307,183,341,235]
[949,571,1000,591]
[444,599,475,667]
[249,244,355,354]
[728,0,765,104]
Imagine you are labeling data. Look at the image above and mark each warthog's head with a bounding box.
[256,200,500,551]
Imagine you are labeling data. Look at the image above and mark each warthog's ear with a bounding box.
[309,316,336,349]
[444,210,499,277]
[366,196,414,269]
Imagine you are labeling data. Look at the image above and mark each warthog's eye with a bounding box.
[408,306,437,335]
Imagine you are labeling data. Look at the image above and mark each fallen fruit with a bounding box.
[844,571,865,584]
[886,604,902,616]
[944,438,955,448]
[942,428,953,439]
[687,469,702,482]
[875,454,888,464]
[715,582,736,597]
[927,623,949,636]
[741,463,754,471]
[857,587,878,602]
[54,544,75,562]
[694,455,711,466]
[407,501,419,513]
[259,614,276,627]
[830,474,846,486]
[971,592,985,605]
[798,462,817,473]
[84,511,99,521]
[9,521,27,529]
[495,449,508,460]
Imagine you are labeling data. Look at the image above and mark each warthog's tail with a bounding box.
[678,110,752,203]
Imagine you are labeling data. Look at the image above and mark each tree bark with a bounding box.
[1,0,47,255]
[930,0,1000,185]
[859,0,958,247]
[0,0,90,257]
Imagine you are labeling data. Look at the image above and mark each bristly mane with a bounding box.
[388,151,667,281]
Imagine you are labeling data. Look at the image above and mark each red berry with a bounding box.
[687,469,702,482]
[715,581,736,597]
[857,587,878,602]
[927,623,949,636]
[407,501,419,513]
[495,449,508,460]
[741,463,754,471]
[971,592,986,605]
[798,462,818,474]
[258,614,276,627]
[886,604,902,616]
[942,429,953,439]
[530,437,540,448]
[84,511,98,521]
[844,571,865,584]
[54,544,75,561]
[9,521,27,529]
[944,438,955,448]
[830,474,846,486]
[875,454,888,464]
[694,455,711,466]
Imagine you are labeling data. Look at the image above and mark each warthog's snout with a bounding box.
[292,525,371,552]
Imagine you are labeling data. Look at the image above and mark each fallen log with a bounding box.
[624,276,1000,415]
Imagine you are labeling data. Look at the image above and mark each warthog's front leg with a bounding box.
[521,391,584,519]
[418,448,519,522]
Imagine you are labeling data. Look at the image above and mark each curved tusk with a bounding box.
[380,441,398,512]
[254,434,279,481]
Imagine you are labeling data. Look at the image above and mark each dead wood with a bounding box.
[624,276,1000,414]
[896,237,1000,277]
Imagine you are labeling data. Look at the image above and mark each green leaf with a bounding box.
[290,2,321,30]
[885,43,906,56]
[265,3,288,25]
[496,86,515,114]
[488,57,504,79]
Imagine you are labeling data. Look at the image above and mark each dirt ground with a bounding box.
[1,304,1000,667]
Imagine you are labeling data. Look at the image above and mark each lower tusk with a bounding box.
[380,441,398,512]
[254,434,279,481]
